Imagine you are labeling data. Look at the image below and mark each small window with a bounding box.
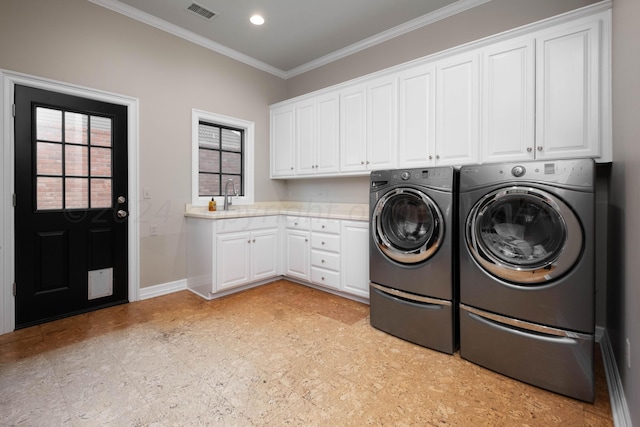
[192,109,254,206]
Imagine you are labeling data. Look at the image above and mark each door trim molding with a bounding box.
[1,69,140,334]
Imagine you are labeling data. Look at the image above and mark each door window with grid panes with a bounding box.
[35,107,113,210]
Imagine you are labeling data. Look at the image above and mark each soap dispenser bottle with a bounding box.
[208,197,216,212]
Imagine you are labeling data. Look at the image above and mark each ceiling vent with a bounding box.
[186,3,217,20]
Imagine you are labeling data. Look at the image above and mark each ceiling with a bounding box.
[90,0,489,78]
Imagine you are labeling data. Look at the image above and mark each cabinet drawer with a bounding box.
[285,216,310,230]
[311,233,340,253]
[311,218,340,234]
[217,215,279,233]
[311,250,340,272]
[311,267,340,289]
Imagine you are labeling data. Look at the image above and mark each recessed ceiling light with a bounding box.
[250,15,264,25]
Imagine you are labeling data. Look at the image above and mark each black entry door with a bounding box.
[14,85,129,328]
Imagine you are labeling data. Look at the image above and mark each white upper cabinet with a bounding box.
[339,84,367,172]
[535,16,603,160]
[297,93,340,176]
[481,37,536,163]
[270,104,295,177]
[270,6,610,176]
[398,64,436,167]
[435,51,480,166]
[366,76,398,171]
[340,76,397,173]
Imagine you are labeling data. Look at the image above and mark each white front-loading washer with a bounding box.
[458,159,595,402]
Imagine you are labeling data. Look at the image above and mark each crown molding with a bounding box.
[89,0,493,79]
[284,0,491,78]
[88,0,288,79]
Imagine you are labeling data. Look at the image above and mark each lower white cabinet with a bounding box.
[186,216,279,297]
[340,221,370,299]
[216,228,278,291]
[284,216,311,280]
[310,218,341,290]
[285,228,310,281]
[188,215,369,301]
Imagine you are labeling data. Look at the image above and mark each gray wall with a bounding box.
[0,0,288,288]
[610,0,640,424]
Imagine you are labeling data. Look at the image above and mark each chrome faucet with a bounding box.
[223,178,238,210]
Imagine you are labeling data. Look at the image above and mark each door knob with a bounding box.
[117,210,128,218]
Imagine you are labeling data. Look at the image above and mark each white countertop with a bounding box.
[185,201,369,222]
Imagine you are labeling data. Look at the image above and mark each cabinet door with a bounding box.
[315,93,340,174]
[295,99,316,175]
[367,76,397,170]
[398,64,436,167]
[435,52,479,166]
[285,229,309,280]
[536,18,601,160]
[216,232,251,290]
[340,221,370,299]
[251,229,278,281]
[340,85,367,172]
[482,38,535,163]
[271,105,295,177]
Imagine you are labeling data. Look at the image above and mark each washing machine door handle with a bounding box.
[465,186,583,285]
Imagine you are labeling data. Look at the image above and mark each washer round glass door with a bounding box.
[372,187,444,264]
[466,186,583,284]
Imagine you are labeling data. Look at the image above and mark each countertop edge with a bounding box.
[184,202,369,222]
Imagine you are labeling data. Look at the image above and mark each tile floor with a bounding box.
[0,280,613,426]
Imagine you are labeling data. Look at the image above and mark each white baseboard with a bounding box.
[138,279,188,300]
[600,329,632,427]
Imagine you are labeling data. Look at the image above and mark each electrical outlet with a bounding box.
[150,224,158,236]
[626,338,631,369]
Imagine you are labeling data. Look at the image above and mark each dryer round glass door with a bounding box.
[465,186,583,284]
[372,188,444,264]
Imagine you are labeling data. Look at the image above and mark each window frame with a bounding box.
[192,109,254,206]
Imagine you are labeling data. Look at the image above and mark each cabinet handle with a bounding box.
[321,277,325,281]
[321,225,325,229]
[294,222,298,226]
[527,147,532,152]
[429,155,433,160]
[305,238,308,242]
[316,165,319,168]
[366,160,370,165]
[321,241,325,245]
[252,239,256,243]
[361,161,365,165]
[321,259,325,263]
[290,167,294,170]
[537,146,543,151]
[247,240,251,243]
[436,155,440,160]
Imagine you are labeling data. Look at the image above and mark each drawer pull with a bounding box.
[321,241,325,245]
[321,259,325,263]
[322,225,325,229]
[321,277,325,281]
